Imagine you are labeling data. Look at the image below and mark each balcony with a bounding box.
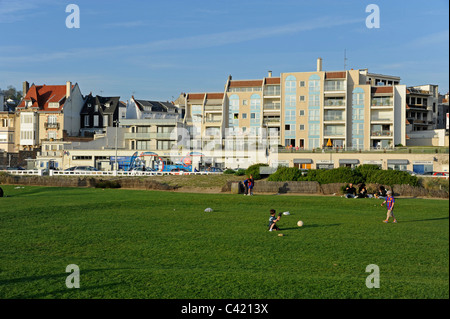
[263,103,281,111]
[204,105,222,112]
[264,88,281,97]
[324,100,346,108]
[124,132,174,140]
[371,117,393,123]
[371,99,393,108]
[324,115,345,122]
[323,130,345,137]
[371,130,393,137]
[44,122,60,130]
[324,81,346,93]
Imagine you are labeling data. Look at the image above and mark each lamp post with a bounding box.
[114,119,120,175]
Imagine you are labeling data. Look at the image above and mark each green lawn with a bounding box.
[0,185,448,299]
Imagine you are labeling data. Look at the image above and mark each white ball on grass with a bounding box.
[297,220,304,227]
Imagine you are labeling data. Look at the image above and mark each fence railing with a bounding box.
[49,170,223,176]
[0,170,43,176]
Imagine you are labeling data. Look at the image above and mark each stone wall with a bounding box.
[0,174,448,198]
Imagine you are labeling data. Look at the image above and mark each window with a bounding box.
[48,115,57,124]
[299,124,305,131]
[308,95,320,107]
[137,141,152,150]
[309,80,320,93]
[84,116,89,127]
[308,109,320,121]
[285,95,296,107]
[299,81,305,87]
[299,96,305,102]
[233,113,239,120]
[285,75,297,93]
[93,115,99,127]
[242,100,248,106]
[242,113,247,119]
[308,123,320,136]
[48,131,57,140]
[352,123,364,136]
[285,109,296,121]
[250,113,256,119]
[103,115,109,127]
[285,124,291,131]
[299,110,305,116]
[352,108,364,120]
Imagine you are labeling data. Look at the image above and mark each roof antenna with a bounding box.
[344,49,348,71]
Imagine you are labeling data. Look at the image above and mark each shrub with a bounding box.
[354,164,381,181]
[245,163,269,180]
[299,167,363,184]
[95,180,121,189]
[234,169,246,176]
[267,167,303,181]
[223,169,235,175]
[365,170,418,187]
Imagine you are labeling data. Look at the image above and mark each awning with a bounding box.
[293,159,313,164]
[387,159,409,165]
[339,159,360,164]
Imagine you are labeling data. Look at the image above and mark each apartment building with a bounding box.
[279,58,406,151]
[15,81,84,151]
[121,96,182,152]
[406,84,439,133]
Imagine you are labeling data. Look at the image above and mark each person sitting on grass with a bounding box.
[357,183,368,198]
[344,183,357,198]
[268,209,283,231]
[374,185,387,199]
[381,190,397,224]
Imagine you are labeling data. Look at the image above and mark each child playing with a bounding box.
[268,209,283,231]
[381,190,397,223]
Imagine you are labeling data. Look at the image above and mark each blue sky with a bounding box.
[0,0,448,101]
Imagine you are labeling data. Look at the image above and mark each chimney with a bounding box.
[317,58,323,72]
[66,81,71,98]
[23,81,29,96]
[268,70,272,78]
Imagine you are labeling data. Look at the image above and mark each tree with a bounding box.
[1,86,23,102]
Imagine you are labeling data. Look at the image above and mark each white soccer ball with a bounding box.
[283,211,290,216]
[297,220,304,227]
[204,208,213,213]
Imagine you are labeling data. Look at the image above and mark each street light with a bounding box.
[114,119,120,175]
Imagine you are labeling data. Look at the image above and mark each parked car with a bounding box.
[6,166,25,170]
[421,171,434,175]
[433,172,449,179]
[170,168,189,172]
[64,166,98,172]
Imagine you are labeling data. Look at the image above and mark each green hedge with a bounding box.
[268,165,418,187]
[245,163,269,180]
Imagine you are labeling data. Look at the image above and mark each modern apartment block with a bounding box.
[279,59,406,150]
[180,58,408,152]
[406,84,439,133]
[121,96,183,152]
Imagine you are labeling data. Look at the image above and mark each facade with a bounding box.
[0,111,15,152]
[122,96,182,152]
[80,94,121,137]
[15,81,84,150]
[436,93,449,131]
[406,85,439,134]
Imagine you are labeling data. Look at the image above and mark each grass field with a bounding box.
[0,185,448,299]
